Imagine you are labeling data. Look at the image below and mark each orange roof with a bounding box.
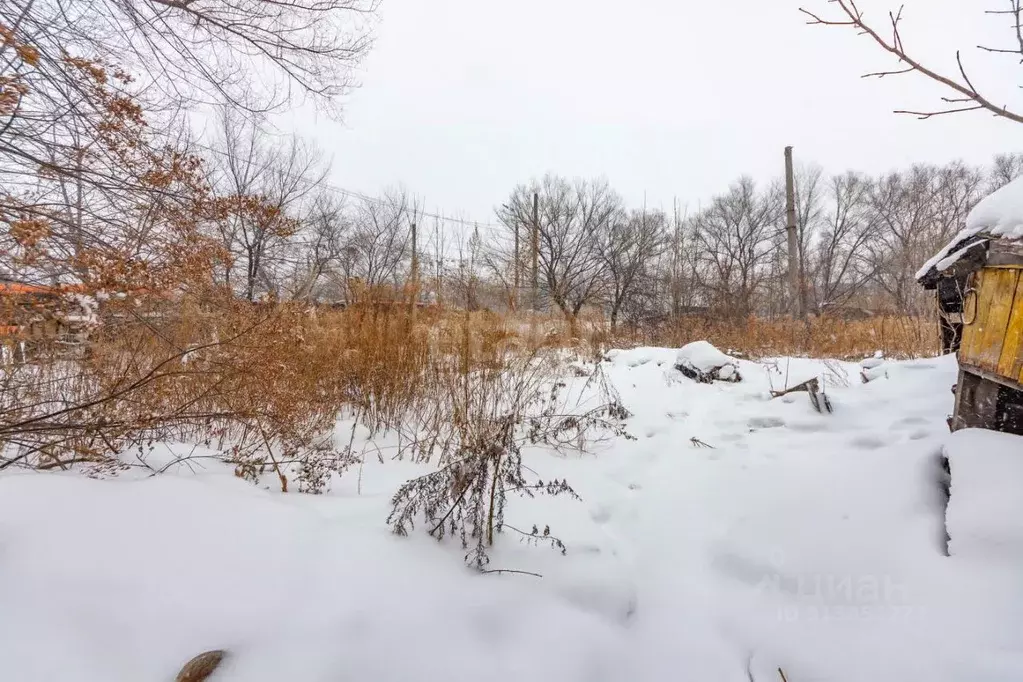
[0,282,88,295]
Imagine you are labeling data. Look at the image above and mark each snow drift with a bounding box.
[674,341,742,383]
[944,428,1023,561]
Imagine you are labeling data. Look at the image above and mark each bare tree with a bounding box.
[0,0,376,264]
[343,190,417,299]
[451,225,484,311]
[597,207,666,328]
[7,0,377,116]
[692,177,784,318]
[497,175,621,323]
[989,152,1023,191]
[864,166,940,313]
[0,21,223,291]
[793,164,826,314]
[801,0,1023,124]
[933,161,986,242]
[479,226,520,311]
[285,192,350,302]
[212,111,325,301]
[808,171,879,310]
[659,200,702,320]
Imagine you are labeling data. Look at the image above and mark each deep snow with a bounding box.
[2,348,1022,681]
[944,428,1023,562]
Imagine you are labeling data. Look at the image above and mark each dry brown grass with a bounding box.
[0,292,942,480]
[629,315,940,360]
[529,312,942,361]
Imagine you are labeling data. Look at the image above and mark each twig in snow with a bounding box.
[481,568,543,579]
[690,437,715,449]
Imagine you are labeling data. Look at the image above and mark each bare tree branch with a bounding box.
[801,0,1023,124]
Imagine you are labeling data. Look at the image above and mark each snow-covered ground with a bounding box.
[2,347,1022,681]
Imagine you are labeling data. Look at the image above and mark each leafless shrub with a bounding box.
[386,336,631,569]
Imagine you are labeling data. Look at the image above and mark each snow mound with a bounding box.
[944,428,1023,561]
[860,353,888,383]
[0,474,631,682]
[861,351,884,370]
[674,341,741,383]
[965,176,1023,240]
[917,175,1023,280]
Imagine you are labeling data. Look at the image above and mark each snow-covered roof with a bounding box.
[916,174,1023,281]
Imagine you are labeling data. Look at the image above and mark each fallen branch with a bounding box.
[769,377,820,398]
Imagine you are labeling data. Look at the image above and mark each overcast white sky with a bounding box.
[277,0,1023,228]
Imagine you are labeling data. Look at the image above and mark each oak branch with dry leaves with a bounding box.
[800,0,1023,124]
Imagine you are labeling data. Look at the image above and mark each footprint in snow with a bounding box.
[747,416,786,429]
[891,415,929,429]
[850,435,886,450]
[589,505,613,525]
[787,421,830,433]
[711,549,791,590]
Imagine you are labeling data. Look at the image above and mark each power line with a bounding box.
[188,139,509,236]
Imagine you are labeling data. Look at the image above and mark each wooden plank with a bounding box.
[990,239,1023,262]
[975,268,1019,371]
[960,269,992,365]
[962,362,1023,393]
[951,368,966,431]
[953,368,1006,430]
[998,271,1023,378]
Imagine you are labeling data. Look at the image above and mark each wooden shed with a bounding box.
[918,178,1023,436]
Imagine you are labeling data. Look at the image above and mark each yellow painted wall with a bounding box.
[960,266,1023,385]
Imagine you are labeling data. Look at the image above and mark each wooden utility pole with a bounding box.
[410,220,419,320]
[531,192,539,313]
[784,146,803,319]
[434,218,443,308]
[513,217,520,311]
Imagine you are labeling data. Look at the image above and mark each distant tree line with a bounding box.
[157,147,1023,324]
[482,155,1023,326]
[143,141,1023,323]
